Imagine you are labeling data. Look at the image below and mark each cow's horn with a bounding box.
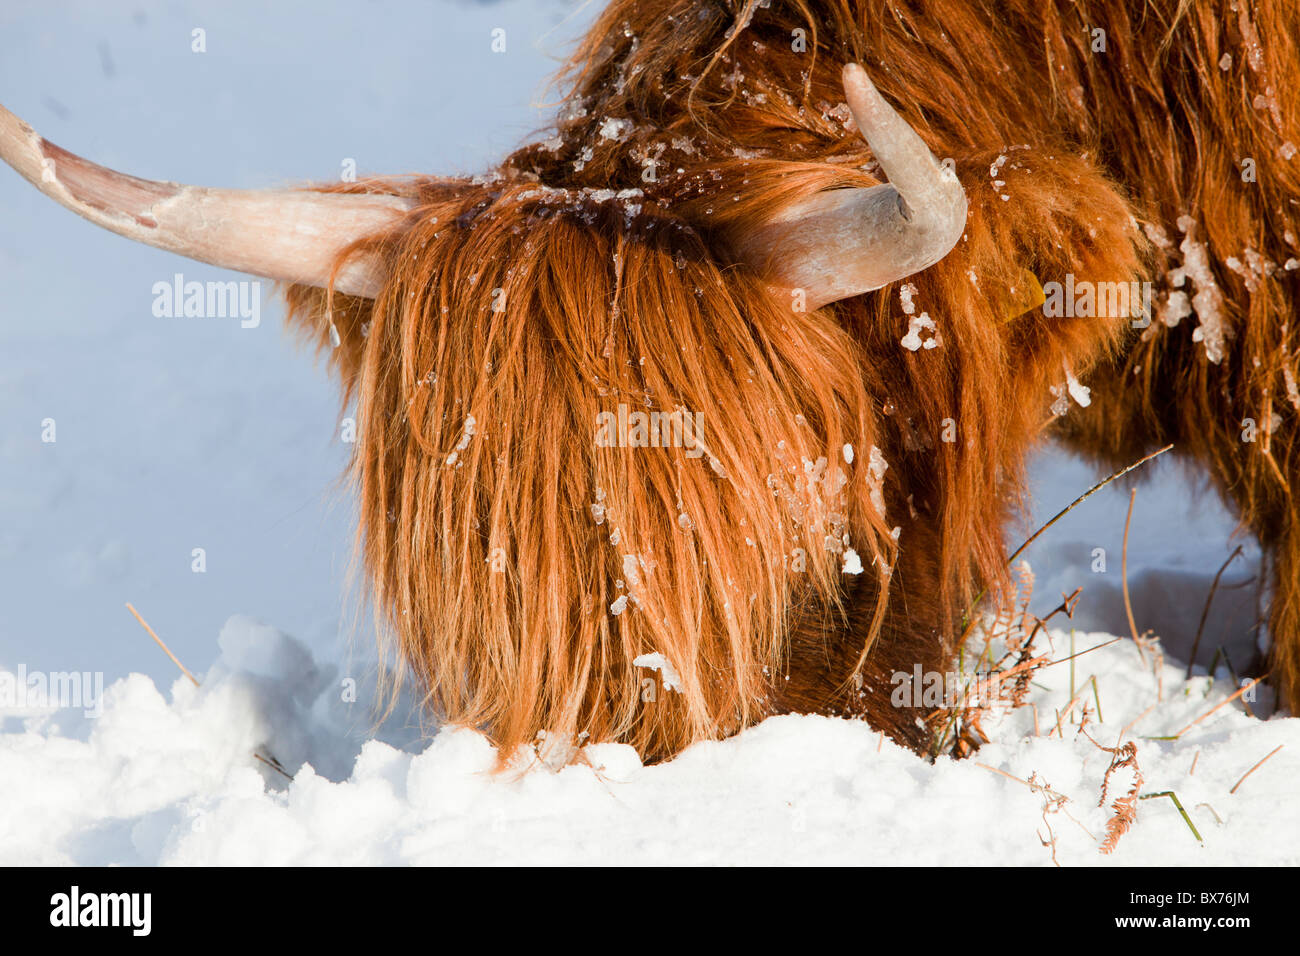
[739,63,968,310]
[0,102,411,298]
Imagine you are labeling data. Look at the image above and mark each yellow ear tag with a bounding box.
[1003,269,1045,322]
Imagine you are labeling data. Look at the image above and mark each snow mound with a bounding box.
[0,616,1296,865]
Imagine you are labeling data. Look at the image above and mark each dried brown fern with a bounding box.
[1095,739,1143,854]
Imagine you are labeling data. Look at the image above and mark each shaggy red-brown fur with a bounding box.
[285,0,1298,762]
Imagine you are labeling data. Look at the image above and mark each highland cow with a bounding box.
[2,0,1296,764]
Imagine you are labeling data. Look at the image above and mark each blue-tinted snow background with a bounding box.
[0,0,603,685]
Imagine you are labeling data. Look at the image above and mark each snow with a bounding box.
[1,0,1296,866]
[597,116,633,143]
[900,312,940,351]
[1171,216,1230,363]
[1064,364,1092,407]
[444,413,476,466]
[899,282,918,314]
[632,652,681,692]
[866,445,889,517]
[1,615,1294,865]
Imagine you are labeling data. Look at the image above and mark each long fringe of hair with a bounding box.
[290,178,897,761]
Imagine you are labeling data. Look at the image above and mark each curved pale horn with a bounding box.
[0,103,412,298]
[739,63,968,310]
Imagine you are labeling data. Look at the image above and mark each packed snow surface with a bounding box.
[1,615,1295,866]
